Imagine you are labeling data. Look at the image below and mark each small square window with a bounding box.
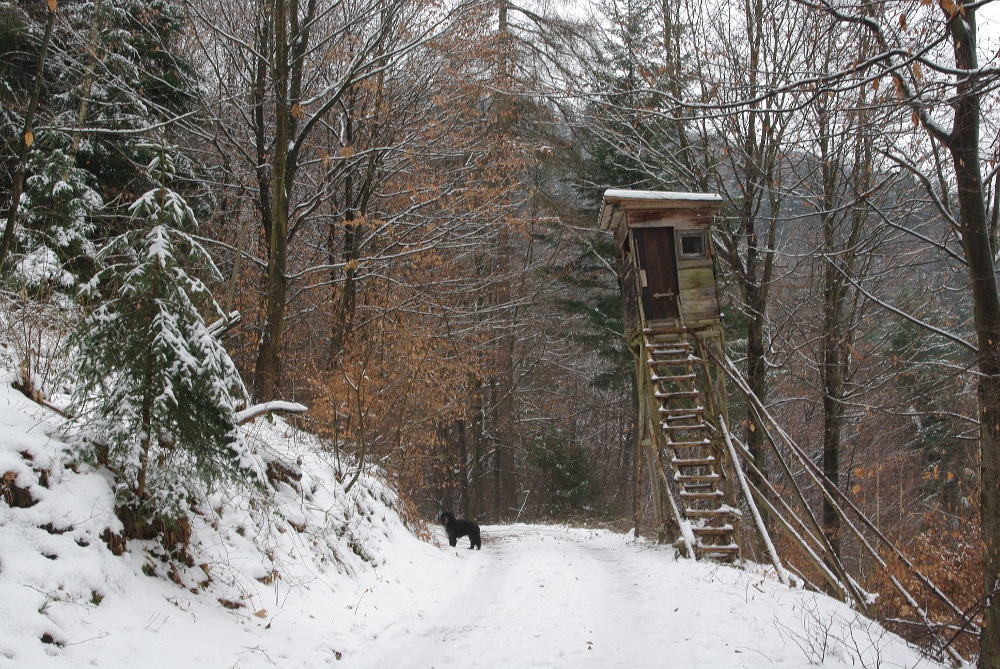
[678,230,707,259]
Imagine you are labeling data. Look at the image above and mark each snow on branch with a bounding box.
[206,310,242,338]
[237,401,308,425]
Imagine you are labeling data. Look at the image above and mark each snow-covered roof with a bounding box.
[599,189,724,230]
[602,189,723,203]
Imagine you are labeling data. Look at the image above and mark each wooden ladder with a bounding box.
[644,332,739,561]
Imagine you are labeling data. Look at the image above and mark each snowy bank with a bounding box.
[0,340,433,668]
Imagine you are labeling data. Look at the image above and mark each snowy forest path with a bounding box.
[342,524,724,669]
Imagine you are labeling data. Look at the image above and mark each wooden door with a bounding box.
[634,227,680,321]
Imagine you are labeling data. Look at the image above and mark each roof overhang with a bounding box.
[598,189,724,231]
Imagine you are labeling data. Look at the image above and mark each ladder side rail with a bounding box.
[639,333,679,542]
[720,415,789,586]
[658,466,695,559]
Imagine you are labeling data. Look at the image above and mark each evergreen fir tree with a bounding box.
[13,147,102,290]
[63,0,202,236]
[3,0,204,292]
[68,149,255,526]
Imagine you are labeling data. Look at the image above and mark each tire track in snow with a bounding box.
[338,525,943,669]
[342,525,667,669]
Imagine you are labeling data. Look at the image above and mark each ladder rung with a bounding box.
[658,406,704,416]
[672,457,716,468]
[647,353,693,361]
[692,526,734,536]
[685,508,741,519]
[660,423,703,432]
[648,353,705,363]
[651,373,696,382]
[659,407,708,420]
[655,390,700,399]
[679,490,725,499]
[660,406,703,415]
[647,360,694,370]
[681,485,716,495]
[661,423,707,432]
[668,439,711,449]
[695,543,739,553]
[645,344,692,353]
[675,473,720,483]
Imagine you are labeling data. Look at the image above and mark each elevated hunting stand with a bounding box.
[600,190,978,662]
[600,189,739,560]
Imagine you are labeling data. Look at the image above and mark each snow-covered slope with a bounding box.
[0,343,431,668]
[0,345,945,668]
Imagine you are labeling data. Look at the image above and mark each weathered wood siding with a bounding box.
[617,240,641,334]
[678,260,720,323]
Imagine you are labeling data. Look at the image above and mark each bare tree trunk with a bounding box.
[489,0,518,521]
[251,11,272,251]
[738,0,776,489]
[942,12,1000,664]
[68,0,102,167]
[817,91,843,558]
[952,79,1000,669]
[495,307,516,519]
[331,100,358,362]
[470,375,484,519]
[254,0,290,401]
[0,1,57,274]
[330,86,382,364]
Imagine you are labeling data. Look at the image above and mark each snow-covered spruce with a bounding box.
[12,146,101,290]
[66,151,256,536]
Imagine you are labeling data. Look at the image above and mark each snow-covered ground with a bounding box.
[0,344,945,668]
[343,524,944,669]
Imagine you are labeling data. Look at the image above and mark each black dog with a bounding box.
[439,512,481,550]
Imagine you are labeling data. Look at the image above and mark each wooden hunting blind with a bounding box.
[600,189,741,559]
[597,191,982,657]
